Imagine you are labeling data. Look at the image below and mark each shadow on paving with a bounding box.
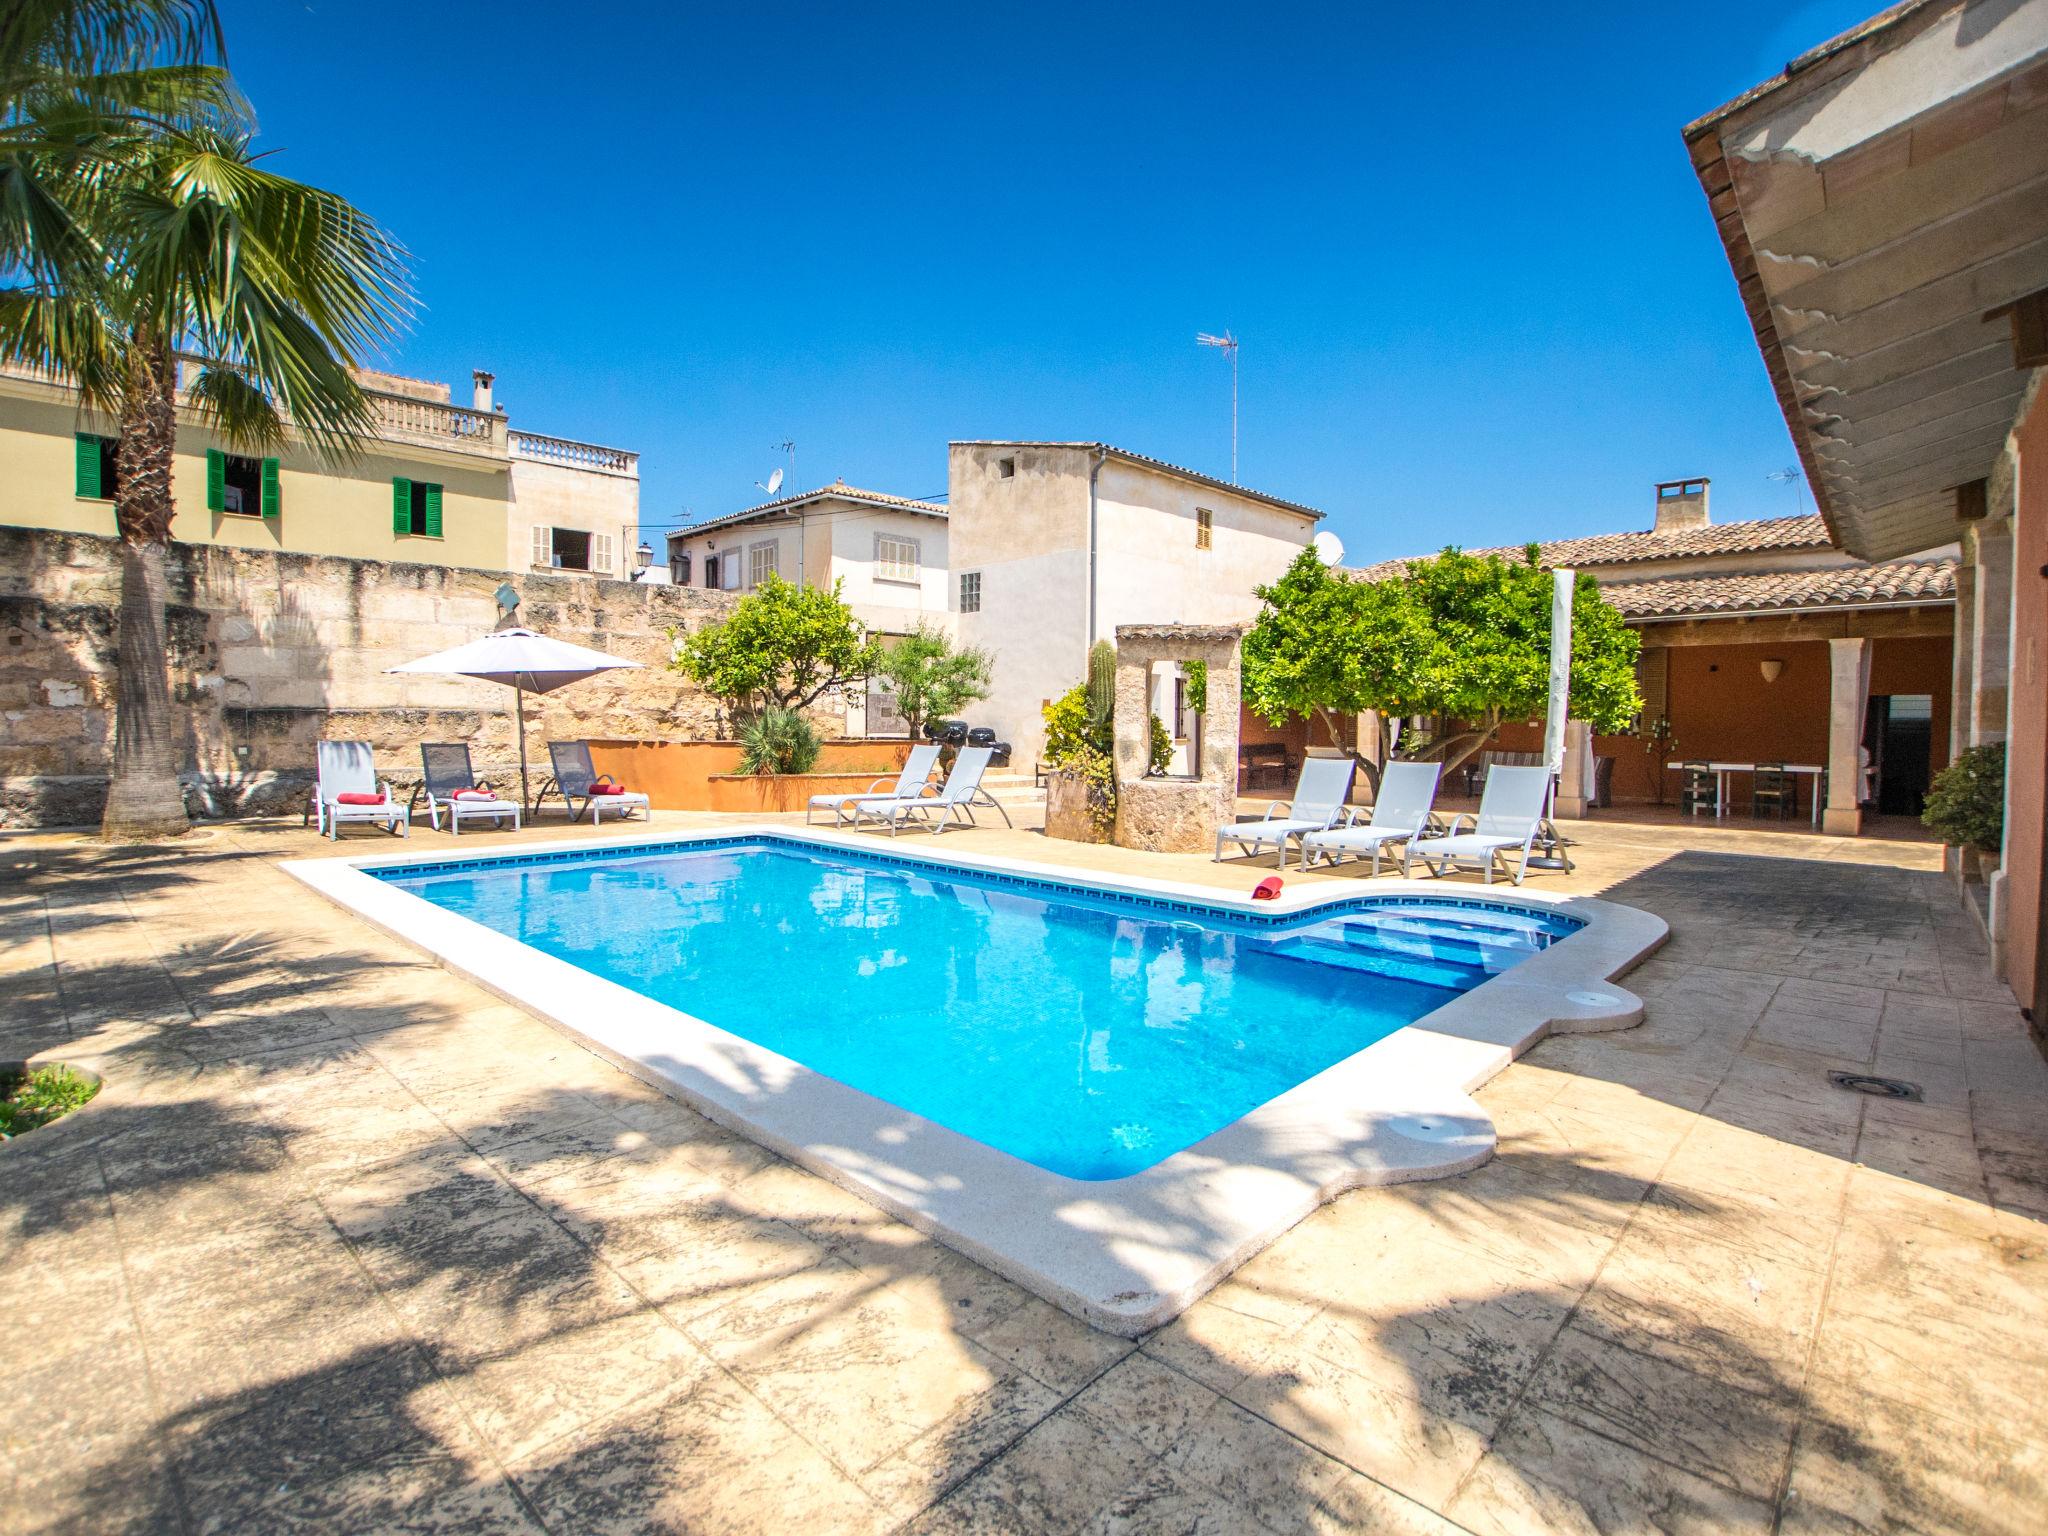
[2,833,2040,1533]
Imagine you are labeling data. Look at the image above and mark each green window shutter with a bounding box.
[392,477,411,534]
[423,483,443,538]
[206,449,225,512]
[75,434,102,499]
[260,457,281,517]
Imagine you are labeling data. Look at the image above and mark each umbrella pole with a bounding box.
[516,678,531,813]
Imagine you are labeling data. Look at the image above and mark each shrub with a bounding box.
[0,1065,99,1139]
[737,707,822,776]
[1922,742,2004,854]
[1149,713,1173,774]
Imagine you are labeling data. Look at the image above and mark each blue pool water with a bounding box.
[376,838,1578,1179]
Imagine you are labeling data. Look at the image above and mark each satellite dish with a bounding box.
[1312,530,1345,566]
[755,467,785,497]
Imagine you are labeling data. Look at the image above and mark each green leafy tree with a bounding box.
[3,2,411,838]
[1244,545,1641,777]
[876,622,992,740]
[672,572,879,726]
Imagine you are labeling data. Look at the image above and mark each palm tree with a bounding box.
[2,1,410,838]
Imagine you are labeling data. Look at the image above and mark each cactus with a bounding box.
[1085,640,1117,733]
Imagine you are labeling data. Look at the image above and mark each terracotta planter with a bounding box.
[1044,771,1114,844]
[704,771,906,815]
[587,739,912,811]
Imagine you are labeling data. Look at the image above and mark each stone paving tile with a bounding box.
[5,812,2048,1534]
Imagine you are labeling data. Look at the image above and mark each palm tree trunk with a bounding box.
[99,332,189,840]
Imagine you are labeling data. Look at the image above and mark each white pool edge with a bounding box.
[282,823,1668,1337]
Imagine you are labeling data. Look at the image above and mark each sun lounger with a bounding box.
[1214,754,1355,865]
[535,741,650,825]
[417,743,522,835]
[314,741,409,841]
[807,743,942,826]
[850,746,1008,835]
[1406,764,1551,885]
[1300,760,1442,874]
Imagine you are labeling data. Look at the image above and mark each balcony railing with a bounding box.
[366,391,506,455]
[509,429,639,477]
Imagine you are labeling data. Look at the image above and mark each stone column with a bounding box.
[1950,546,1977,763]
[1554,720,1594,819]
[1824,636,1872,837]
[1971,517,2014,747]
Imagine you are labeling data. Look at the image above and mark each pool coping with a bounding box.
[282,824,1668,1337]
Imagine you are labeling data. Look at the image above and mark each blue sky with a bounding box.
[218,1,1880,563]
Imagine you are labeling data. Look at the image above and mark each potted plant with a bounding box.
[1922,742,2004,880]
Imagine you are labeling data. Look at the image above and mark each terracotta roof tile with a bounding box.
[1603,558,1956,619]
[1348,514,1834,580]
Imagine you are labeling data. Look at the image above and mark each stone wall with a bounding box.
[0,528,736,826]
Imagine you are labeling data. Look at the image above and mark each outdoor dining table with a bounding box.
[1666,761,1825,825]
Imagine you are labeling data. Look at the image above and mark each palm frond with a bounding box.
[0,284,125,411]
[180,356,286,452]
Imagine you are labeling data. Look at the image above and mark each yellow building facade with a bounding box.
[0,362,640,579]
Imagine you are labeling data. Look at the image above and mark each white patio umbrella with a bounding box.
[386,627,642,809]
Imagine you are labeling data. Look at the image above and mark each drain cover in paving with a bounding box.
[1828,1071,1923,1102]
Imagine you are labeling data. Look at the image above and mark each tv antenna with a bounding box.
[773,439,797,487]
[1766,466,1805,512]
[754,467,785,498]
[1196,330,1239,483]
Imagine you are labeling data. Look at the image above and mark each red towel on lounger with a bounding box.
[588,783,625,795]
[335,791,385,806]
[451,788,494,799]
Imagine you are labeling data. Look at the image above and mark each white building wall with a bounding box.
[826,511,950,636]
[508,457,639,580]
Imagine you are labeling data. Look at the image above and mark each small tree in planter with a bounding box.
[671,574,879,728]
[737,708,822,776]
[876,624,993,741]
[1923,743,2004,871]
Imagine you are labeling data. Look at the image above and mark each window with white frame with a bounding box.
[958,571,981,613]
[874,533,920,584]
[747,539,778,587]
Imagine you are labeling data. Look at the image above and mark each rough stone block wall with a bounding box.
[0,528,736,825]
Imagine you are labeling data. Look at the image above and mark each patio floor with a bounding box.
[3,808,2043,1533]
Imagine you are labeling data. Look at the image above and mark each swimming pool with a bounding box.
[291,826,1663,1334]
[375,837,1582,1179]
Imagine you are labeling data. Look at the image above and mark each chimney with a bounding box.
[1652,477,1710,534]
[471,369,496,413]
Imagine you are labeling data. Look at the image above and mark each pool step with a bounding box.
[1254,932,1481,992]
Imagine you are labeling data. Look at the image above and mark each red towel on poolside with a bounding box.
[1252,876,1284,901]
[335,791,385,806]
[588,783,626,796]
[451,788,494,800]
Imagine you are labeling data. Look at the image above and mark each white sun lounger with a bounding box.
[807,742,942,826]
[1300,760,1443,874]
[1406,764,1551,885]
[850,746,1008,835]
[1214,754,1355,865]
[314,741,409,841]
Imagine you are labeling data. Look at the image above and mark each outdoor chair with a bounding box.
[1679,760,1720,818]
[313,741,409,841]
[849,746,1008,835]
[1299,760,1443,875]
[1406,764,1551,886]
[807,742,942,826]
[534,741,650,825]
[416,743,522,835]
[1215,755,1356,865]
[1751,761,1797,820]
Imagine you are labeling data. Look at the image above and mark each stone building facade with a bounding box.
[0,528,732,826]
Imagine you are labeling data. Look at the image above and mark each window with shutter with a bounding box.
[1195,508,1213,550]
[215,453,262,514]
[748,541,777,587]
[74,434,118,499]
[207,449,226,512]
[423,483,442,538]
[393,478,411,534]
[723,553,741,590]
[590,532,614,576]
[874,534,920,584]
[531,525,553,567]
[259,457,281,518]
